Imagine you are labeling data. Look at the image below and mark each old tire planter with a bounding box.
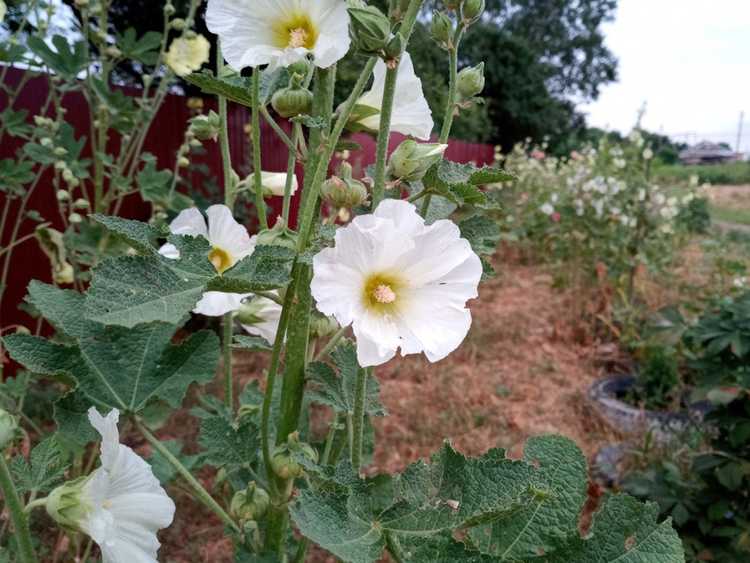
[588,375,710,443]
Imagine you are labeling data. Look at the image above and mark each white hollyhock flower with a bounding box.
[311,199,482,367]
[165,35,210,77]
[540,203,555,216]
[159,205,255,316]
[239,294,283,343]
[262,171,298,197]
[47,408,175,563]
[352,54,433,140]
[206,0,350,70]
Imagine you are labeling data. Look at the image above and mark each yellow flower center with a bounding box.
[208,246,233,274]
[363,273,403,314]
[273,12,318,50]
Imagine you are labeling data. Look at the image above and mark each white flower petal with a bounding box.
[357,53,433,140]
[168,207,208,237]
[193,291,251,317]
[87,407,120,470]
[206,0,350,70]
[240,295,283,343]
[261,171,298,197]
[311,200,481,367]
[158,243,180,260]
[205,204,254,264]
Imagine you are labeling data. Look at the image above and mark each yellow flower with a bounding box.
[166,35,211,77]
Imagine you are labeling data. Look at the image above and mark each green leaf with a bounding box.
[540,495,684,562]
[26,282,96,339]
[198,415,260,468]
[185,70,254,107]
[9,436,70,494]
[4,317,220,414]
[92,214,166,254]
[308,340,386,417]
[27,35,87,79]
[1,108,32,138]
[469,166,515,185]
[468,435,588,559]
[449,183,487,206]
[85,234,295,327]
[459,215,501,256]
[0,159,35,193]
[232,335,272,352]
[54,390,99,448]
[137,156,192,211]
[148,440,200,484]
[116,28,162,65]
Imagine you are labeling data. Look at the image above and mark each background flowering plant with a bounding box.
[0,1,686,562]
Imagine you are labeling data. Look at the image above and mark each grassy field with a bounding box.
[708,185,750,227]
[656,161,750,185]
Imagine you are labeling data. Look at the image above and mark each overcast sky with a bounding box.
[581,0,750,152]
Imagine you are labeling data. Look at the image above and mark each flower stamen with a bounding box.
[288,27,308,49]
[209,246,233,274]
[373,284,396,304]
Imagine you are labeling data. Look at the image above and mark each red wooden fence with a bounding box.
[0,67,494,337]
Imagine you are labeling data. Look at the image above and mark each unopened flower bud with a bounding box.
[431,11,453,48]
[57,189,70,201]
[170,17,186,30]
[462,0,485,22]
[348,5,391,54]
[68,213,83,224]
[189,111,221,142]
[0,409,18,448]
[309,314,339,339]
[53,146,68,157]
[230,482,270,523]
[163,2,175,15]
[271,432,318,480]
[105,46,121,58]
[384,33,404,61]
[255,218,298,250]
[178,156,190,168]
[457,62,485,100]
[388,140,447,182]
[271,82,313,118]
[321,163,369,209]
[287,60,310,78]
[40,137,53,147]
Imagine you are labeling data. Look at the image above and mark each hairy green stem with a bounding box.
[251,67,268,229]
[260,105,297,155]
[222,312,234,410]
[371,66,399,208]
[296,58,377,251]
[385,531,407,563]
[217,44,235,210]
[350,367,368,471]
[0,455,38,563]
[314,325,348,362]
[282,125,301,224]
[136,420,240,533]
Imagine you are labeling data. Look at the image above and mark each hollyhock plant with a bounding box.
[45,408,175,563]
[165,35,210,77]
[311,199,482,367]
[205,0,351,70]
[238,294,283,343]
[159,205,255,316]
[351,53,433,140]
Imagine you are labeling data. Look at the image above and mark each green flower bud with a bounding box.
[384,33,405,61]
[309,314,340,339]
[348,5,391,54]
[256,221,298,250]
[462,0,485,22]
[190,111,221,141]
[271,82,313,118]
[456,62,485,100]
[287,60,310,78]
[46,477,92,531]
[170,17,186,30]
[271,432,318,480]
[431,11,453,48]
[0,409,18,448]
[230,482,270,523]
[388,140,448,182]
[321,163,369,209]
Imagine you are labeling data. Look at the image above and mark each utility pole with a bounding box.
[736,110,745,157]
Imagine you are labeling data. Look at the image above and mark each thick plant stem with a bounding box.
[222,312,233,410]
[296,58,377,251]
[276,264,313,444]
[251,67,268,230]
[136,420,240,533]
[282,125,301,224]
[0,454,37,563]
[350,367,369,471]
[371,66,399,208]
[385,531,407,563]
[217,44,235,210]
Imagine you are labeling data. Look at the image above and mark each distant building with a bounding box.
[679,142,738,165]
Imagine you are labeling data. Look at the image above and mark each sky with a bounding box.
[581,0,750,153]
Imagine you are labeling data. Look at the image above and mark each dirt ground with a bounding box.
[708,184,750,210]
